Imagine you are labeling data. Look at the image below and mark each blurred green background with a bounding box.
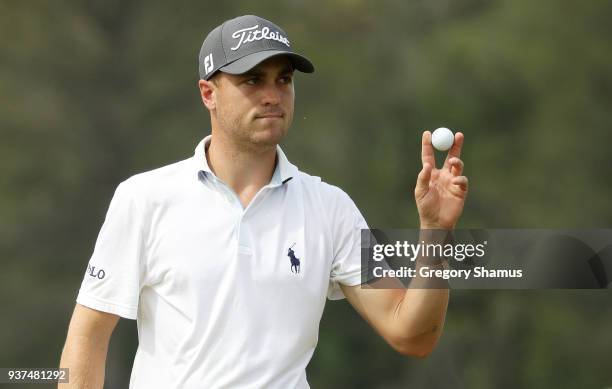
[2,0,612,388]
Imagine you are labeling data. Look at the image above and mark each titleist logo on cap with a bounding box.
[230,25,291,51]
[198,15,314,80]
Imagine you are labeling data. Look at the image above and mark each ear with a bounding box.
[198,79,216,110]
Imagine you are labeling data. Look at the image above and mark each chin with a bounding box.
[251,125,287,147]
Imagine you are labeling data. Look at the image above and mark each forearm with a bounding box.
[393,282,448,356]
[58,335,108,389]
[392,229,451,355]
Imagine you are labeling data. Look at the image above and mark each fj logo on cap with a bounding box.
[204,53,214,75]
[230,25,290,51]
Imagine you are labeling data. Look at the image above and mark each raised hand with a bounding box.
[414,130,468,230]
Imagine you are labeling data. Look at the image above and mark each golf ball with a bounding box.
[432,127,454,151]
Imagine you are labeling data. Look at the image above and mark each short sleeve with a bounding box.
[76,181,147,320]
[327,189,369,300]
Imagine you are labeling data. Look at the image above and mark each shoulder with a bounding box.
[295,170,360,215]
[295,170,368,249]
[114,158,193,205]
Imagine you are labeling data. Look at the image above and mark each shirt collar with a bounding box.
[192,135,297,185]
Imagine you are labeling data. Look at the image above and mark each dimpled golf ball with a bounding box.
[432,127,454,151]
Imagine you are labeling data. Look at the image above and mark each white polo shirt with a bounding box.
[76,136,367,389]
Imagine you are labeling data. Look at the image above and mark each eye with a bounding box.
[245,77,260,85]
[279,75,293,84]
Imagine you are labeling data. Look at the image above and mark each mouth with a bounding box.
[255,112,284,119]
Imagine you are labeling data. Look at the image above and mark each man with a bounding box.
[59,15,468,388]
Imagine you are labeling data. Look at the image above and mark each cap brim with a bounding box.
[219,50,315,76]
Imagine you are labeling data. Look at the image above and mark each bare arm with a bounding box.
[341,242,450,358]
[341,130,467,358]
[59,304,119,389]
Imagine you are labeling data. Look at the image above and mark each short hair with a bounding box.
[208,73,220,86]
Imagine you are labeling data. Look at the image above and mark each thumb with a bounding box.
[414,163,432,200]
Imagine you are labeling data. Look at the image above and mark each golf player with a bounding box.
[59,15,468,388]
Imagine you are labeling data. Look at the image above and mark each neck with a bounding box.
[206,132,277,208]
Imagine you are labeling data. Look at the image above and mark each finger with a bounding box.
[415,163,433,199]
[443,132,464,169]
[451,175,468,192]
[447,157,464,176]
[421,131,436,169]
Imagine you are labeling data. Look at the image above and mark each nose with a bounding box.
[260,83,282,106]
